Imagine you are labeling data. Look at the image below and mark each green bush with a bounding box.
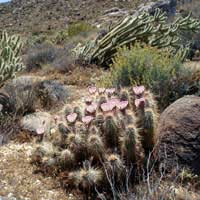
[68,22,94,37]
[99,44,200,109]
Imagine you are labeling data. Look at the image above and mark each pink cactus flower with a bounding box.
[92,102,98,109]
[82,116,94,124]
[133,86,145,95]
[100,102,115,112]
[85,96,93,104]
[86,104,97,114]
[117,101,129,110]
[66,113,78,123]
[108,98,120,106]
[135,97,146,108]
[105,88,116,95]
[36,127,45,135]
[98,88,106,94]
[88,86,97,94]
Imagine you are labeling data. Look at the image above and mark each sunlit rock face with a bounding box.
[157,95,200,175]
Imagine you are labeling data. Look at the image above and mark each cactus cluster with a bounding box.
[32,86,158,196]
[73,8,200,65]
[0,30,24,87]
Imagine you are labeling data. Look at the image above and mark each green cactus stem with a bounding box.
[73,9,200,65]
[0,30,24,87]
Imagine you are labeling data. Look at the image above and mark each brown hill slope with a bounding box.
[0,0,199,36]
[0,0,143,35]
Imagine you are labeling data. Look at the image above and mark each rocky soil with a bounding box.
[0,0,142,35]
[0,0,198,35]
[0,82,87,200]
[0,142,69,200]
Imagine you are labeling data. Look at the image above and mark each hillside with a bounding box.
[0,0,199,36]
[0,0,144,35]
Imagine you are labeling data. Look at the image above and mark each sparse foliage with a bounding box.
[99,44,200,109]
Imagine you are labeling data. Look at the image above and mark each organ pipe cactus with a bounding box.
[31,85,159,196]
[0,30,24,87]
[73,9,200,65]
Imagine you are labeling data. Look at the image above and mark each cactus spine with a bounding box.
[0,30,24,87]
[31,86,158,196]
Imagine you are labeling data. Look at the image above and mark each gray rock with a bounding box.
[136,0,177,16]
[21,111,54,134]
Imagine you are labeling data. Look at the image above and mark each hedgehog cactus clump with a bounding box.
[31,85,158,196]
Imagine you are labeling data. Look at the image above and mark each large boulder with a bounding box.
[157,96,200,174]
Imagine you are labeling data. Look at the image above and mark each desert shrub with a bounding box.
[37,80,69,110]
[25,43,75,72]
[26,30,69,47]
[25,43,58,71]
[0,113,19,145]
[53,29,69,45]
[68,22,94,38]
[52,54,75,72]
[99,44,200,109]
[0,92,14,115]
[51,43,76,72]
[2,77,38,116]
[25,34,49,48]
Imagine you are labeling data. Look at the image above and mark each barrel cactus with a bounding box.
[0,30,24,87]
[31,85,158,197]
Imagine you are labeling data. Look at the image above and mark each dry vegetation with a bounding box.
[0,0,199,199]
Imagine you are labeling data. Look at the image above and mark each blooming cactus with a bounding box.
[133,86,145,96]
[67,113,78,123]
[32,85,158,196]
[82,116,94,125]
[88,86,97,94]
[98,88,106,94]
[116,101,129,110]
[135,97,146,108]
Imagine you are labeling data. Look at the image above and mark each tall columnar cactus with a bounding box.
[31,85,159,197]
[0,30,24,87]
[73,9,200,65]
